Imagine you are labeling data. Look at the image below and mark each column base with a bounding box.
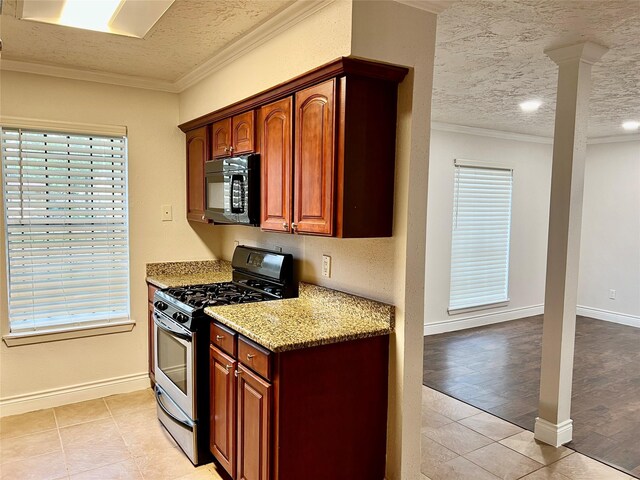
[534,417,573,447]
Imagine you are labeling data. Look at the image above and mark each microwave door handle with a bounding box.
[153,313,191,342]
[230,174,245,214]
[155,386,194,431]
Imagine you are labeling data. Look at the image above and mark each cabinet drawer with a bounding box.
[148,283,159,303]
[211,323,237,357]
[238,336,272,381]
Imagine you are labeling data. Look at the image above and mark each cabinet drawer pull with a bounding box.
[246,354,256,360]
[225,364,232,372]
[291,222,297,230]
[283,222,288,230]
[216,335,224,341]
[234,369,242,377]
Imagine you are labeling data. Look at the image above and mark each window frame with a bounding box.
[447,158,514,315]
[0,118,133,346]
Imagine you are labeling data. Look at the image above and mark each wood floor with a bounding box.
[423,315,640,479]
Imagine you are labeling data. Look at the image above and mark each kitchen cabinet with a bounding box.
[293,80,335,236]
[210,345,237,478]
[146,283,159,386]
[258,97,292,233]
[179,58,407,235]
[212,111,256,159]
[186,126,210,223]
[208,321,389,480]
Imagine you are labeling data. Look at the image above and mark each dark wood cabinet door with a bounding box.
[233,111,255,155]
[212,118,232,158]
[186,126,209,223]
[237,364,271,480]
[259,97,292,233]
[210,346,237,478]
[294,79,335,236]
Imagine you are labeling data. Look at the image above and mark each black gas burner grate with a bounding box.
[164,282,274,309]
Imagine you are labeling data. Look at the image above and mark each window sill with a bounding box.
[448,300,510,316]
[2,321,136,347]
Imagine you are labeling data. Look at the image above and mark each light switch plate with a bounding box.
[161,205,172,221]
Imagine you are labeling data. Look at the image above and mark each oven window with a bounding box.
[207,180,225,211]
[157,328,188,394]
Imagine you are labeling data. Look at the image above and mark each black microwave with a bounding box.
[205,154,260,225]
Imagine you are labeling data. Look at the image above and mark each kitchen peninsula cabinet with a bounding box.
[179,57,408,236]
[208,322,389,480]
[186,126,210,223]
[212,111,256,158]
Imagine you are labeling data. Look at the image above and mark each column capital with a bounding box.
[544,41,609,66]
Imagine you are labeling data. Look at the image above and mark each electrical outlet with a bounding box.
[233,240,240,248]
[609,289,616,300]
[273,245,283,253]
[161,205,172,221]
[322,255,332,278]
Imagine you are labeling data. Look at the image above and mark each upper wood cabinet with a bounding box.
[179,57,408,236]
[185,126,210,223]
[294,80,335,236]
[212,112,255,158]
[259,98,292,233]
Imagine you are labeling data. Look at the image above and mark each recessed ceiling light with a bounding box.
[622,121,640,131]
[519,100,542,112]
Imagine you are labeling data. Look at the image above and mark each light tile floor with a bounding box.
[1,386,634,480]
[0,389,224,480]
[421,386,637,480]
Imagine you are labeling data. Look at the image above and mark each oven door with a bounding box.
[153,312,194,418]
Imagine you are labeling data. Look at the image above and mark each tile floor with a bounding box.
[421,386,636,480]
[1,386,633,480]
[0,389,224,480]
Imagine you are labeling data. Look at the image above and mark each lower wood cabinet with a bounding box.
[209,323,389,480]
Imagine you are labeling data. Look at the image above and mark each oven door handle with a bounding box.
[155,386,194,432]
[153,313,191,342]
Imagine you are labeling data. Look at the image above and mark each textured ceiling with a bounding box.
[432,0,640,137]
[0,0,291,82]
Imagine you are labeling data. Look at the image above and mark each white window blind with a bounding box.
[448,161,513,312]
[1,128,130,333]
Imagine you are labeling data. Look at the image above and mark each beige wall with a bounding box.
[0,71,219,407]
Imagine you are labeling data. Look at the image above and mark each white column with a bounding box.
[535,42,608,447]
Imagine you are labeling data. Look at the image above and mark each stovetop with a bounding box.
[163,281,278,309]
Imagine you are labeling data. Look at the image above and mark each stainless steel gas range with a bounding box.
[152,246,296,465]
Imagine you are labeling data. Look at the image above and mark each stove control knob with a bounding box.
[154,301,168,311]
[173,312,188,323]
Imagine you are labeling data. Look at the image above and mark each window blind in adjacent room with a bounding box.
[448,161,513,312]
[1,128,130,333]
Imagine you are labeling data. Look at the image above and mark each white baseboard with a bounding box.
[0,372,151,417]
[424,304,544,335]
[534,417,573,447]
[577,305,640,328]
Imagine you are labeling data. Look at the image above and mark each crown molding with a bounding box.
[587,133,640,144]
[394,0,452,14]
[0,0,334,94]
[431,122,553,144]
[174,0,335,92]
[0,58,179,93]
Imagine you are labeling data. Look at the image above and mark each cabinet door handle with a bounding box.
[225,364,232,372]
[223,146,229,153]
[201,215,206,221]
[246,354,255,360]
[216,335,224,341]
[283,222,288,230]
[291,222,297,230]
[234,369,243,377]
[229,146,234,153]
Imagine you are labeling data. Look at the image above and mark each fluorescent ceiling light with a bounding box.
[622,120,640,131]
[18,0,175,38]
[519,100,542,112]
[59,0,122,33]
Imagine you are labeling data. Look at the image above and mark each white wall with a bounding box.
[0,71,220,413]
[425,128,553,334]
[425,129,640,333]
[578,140,640,326]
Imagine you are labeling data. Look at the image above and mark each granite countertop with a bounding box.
[146,260,232,288]
[204,283,394,352]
